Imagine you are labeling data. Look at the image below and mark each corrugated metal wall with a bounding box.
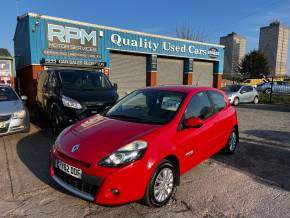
[192,61,214,87]
[110,52,146,97]
[157,57,184,85]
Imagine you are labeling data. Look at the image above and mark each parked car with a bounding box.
[240,78,268,87]
[224,85,259,106]
[50,86,239,207]
[0,85,30,136]
[36,68,118,135]
[256,81,290,95]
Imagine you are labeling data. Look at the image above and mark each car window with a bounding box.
[208,91,226,112]
[245,86,253,92]
[184,92,213,120]
[106,90,186,124]
[0,87,19,101]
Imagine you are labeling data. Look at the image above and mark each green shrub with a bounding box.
[259,93,290,104]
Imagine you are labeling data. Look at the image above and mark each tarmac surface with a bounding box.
[1,104,290,218]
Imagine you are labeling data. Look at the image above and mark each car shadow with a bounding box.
[16,129,75,197]
[237,104,290,112]
[213,129,290,191]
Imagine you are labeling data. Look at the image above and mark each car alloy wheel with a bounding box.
[253,96,259,104]
[229,131,237,152]
[265,89,272,95]
[233,97,239,106]
[153,168,174,203]
[223,128,238,154]
[143,160,176,207]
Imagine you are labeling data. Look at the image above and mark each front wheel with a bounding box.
[51,111,62,136]
[143,160,176,207]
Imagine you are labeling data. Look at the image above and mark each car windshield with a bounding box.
[224,85,242,93]
[0,87,19,101]
[106,90,186,124]
[58,70,112,90]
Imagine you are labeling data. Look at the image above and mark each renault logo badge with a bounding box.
[71,144,80,153]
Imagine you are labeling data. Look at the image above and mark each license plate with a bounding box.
[0,122,5,129]
[56,159,82,179]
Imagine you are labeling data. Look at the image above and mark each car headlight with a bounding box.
[62,95,82,109]
[12,110,26,119]
[99,140,148,167]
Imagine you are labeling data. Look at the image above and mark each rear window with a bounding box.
[0,87,19,101]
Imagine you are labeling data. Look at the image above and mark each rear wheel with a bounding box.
[233,97,239,106]
[143,160,176,207]
[223,128,238,154]
[265,88,272,95]
[253,96,259,104]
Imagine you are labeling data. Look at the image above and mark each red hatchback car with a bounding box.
[50,86,239,207]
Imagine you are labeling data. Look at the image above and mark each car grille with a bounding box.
[0,115,11,122]
[54,168,98,196]
[0,127,8,134]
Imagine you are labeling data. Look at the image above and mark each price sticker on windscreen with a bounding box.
[161,96,182,111]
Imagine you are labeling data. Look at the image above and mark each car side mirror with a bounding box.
[184,117,204,128]
[21,95,28,101]
[113,83,118,90]
[240,90,246,94]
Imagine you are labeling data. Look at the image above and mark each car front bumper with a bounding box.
[49,148,151,205]
[0,115,29,136]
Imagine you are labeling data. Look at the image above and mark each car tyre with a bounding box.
[51,111,61,136]
[253,96,259,104]
[265,88,272,95]
[143,160,177,207]
[233,97,239,106]
[223,128,238,154]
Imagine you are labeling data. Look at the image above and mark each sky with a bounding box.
[1,0,290,71]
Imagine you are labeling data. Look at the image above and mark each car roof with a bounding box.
[141,85,220,94]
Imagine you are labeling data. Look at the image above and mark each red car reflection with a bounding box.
[50,86,239,207]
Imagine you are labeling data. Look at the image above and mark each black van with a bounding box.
[36,68,118,134]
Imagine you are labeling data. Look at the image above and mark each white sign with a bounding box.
[110,33,219,57]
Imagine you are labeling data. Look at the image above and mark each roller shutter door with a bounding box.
[110,52,146,97]
[157,58,184,85]
[192,61,214,87]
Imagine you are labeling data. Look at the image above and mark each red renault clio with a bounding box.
[50,86,239,207]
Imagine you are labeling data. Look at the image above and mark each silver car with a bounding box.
[224,85,259,106]
[0,85,30,136]
[256,81,290,94]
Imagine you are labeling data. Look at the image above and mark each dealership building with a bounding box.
[14,13,225,105]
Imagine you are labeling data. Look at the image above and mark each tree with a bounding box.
[237,50,270,79]
[176,24,207,42]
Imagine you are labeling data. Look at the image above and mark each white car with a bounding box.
[224,85,259,106]
[0,85,30,136]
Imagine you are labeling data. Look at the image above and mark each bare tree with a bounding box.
[176,24,207,42]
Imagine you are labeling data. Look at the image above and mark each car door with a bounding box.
[207,91,232,152]
[239,86,252,102]
[173,91,216,172]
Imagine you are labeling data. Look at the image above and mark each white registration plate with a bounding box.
[0,122,5,129]
[56,159,82,179]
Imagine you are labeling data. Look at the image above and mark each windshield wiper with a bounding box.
[108,114,165,124]
[107,114,137,120]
